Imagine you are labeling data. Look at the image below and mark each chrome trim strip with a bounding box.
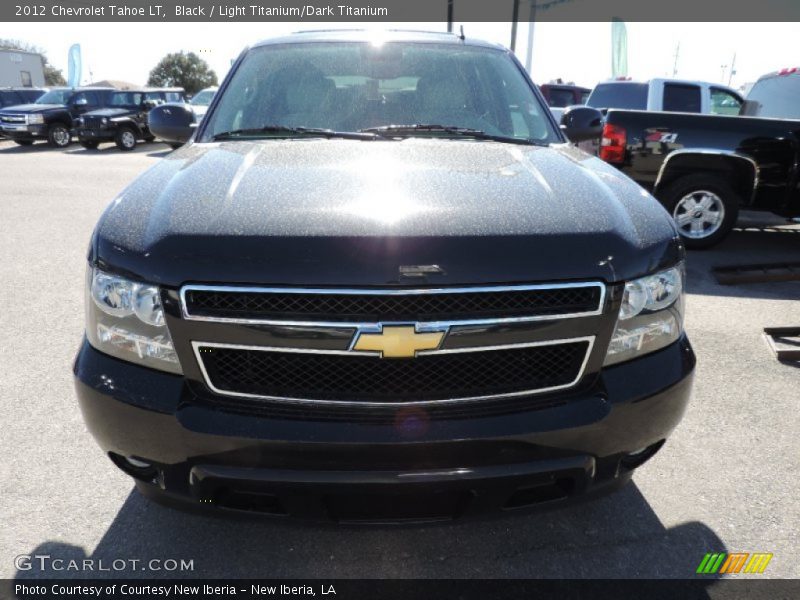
[179,282,607,328]
[654,148,760,203]
[190,336,596,407]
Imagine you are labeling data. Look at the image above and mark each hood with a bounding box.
[0,103,63,114]
[94,139,681,287]
[83,107,135,118]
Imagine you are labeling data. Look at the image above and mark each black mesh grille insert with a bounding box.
[184,285,602,322]
[198,341,590,404]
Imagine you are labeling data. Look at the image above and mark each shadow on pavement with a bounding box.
[16,481,726,580]
[684,216,800,302]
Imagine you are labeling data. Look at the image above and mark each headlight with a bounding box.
[101,117,108,126]
[27,114,44,125]
[76,117,84,126]
[604,264,685,366]
[86,267,181,374]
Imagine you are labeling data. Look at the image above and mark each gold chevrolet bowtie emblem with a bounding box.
[352,325,445,358]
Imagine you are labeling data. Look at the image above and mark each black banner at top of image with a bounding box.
[4,0,800,22]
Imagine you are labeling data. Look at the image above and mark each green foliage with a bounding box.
[146,51,218,96]
[0,38,66,86]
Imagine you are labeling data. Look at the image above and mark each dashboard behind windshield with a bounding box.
[202,41,558,143]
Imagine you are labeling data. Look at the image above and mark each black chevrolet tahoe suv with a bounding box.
[75,88,186,151]
[0,86,114,147]
[74,31,695,523]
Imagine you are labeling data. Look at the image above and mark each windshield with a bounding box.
[191,90,216,106]
[744,74,800,119]
[587,83,648,110]
[108,92,143,107]
[202,41,557,143]
[36,89,73,105]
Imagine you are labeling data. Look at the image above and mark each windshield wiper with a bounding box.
[360,124,547,146]
[212,125,377,141]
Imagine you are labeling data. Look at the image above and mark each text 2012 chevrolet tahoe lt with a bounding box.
[74,30,695,523]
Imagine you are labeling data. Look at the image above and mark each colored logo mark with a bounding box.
[696,552,773,574]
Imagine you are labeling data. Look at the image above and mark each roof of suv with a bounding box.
[252,29,505,50]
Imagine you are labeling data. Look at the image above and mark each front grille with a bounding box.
[183,284,603,323]
[82,116,107,129]
[0,114,26,124]
[196,340,591,405]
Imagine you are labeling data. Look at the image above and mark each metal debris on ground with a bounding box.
[712,262,800,285]
[763,327,800,363]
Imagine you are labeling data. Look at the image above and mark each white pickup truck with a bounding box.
[586,78,744,115]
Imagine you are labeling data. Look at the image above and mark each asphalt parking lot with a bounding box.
[1,138,798,580]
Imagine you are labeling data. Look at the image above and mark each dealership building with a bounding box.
[0,48,45,87]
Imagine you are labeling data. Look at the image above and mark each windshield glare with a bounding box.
[203,42,556,143]
[36,89,73,105]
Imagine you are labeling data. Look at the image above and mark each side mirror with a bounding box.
[739,99,759,116]
[148,103,196,145]
[560,106,603,143]
[141,99,158,110]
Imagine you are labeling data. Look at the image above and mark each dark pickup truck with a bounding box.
[0,86,115,148]
[591,70,800,248]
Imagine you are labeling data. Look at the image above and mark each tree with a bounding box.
[147,51,218,96]
[0,38,66,85]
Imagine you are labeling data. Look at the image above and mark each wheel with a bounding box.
[80,140,99,150]
[660,174,740,249]
[13,140,34,146]
[47,124,71,148]
[143,134,156,143]
[168,143,183,150]
[115,127,137,151]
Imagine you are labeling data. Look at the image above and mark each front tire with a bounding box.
[660,174,740,249]
[115,127,137,151]
[80,140,99,150]
[47,124,71,148]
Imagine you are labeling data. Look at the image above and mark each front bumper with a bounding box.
[0,124,47,140]
[74,336,695,522]
[76,128,114,141]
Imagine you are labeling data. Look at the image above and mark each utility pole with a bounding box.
[447,0,453,33]
[672,42,680,77]
[728,52,737,85]
[510,0,520,52]
[525,1,536,73]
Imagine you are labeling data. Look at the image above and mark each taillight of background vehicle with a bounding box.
[600,123,627,164]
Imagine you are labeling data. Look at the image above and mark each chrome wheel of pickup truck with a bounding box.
[673,190,725,239]
[47,124,71,148]
[661,174,740,249]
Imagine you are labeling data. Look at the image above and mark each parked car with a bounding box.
[588,92,800,247]
[75,88,186,151]
[0,86,114,147]
[0,87,45,109]
[587,78,744,115]
[540,83,592,122]
[188,86,218,121]
[740,66,800,119]
[75,30,694,522]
